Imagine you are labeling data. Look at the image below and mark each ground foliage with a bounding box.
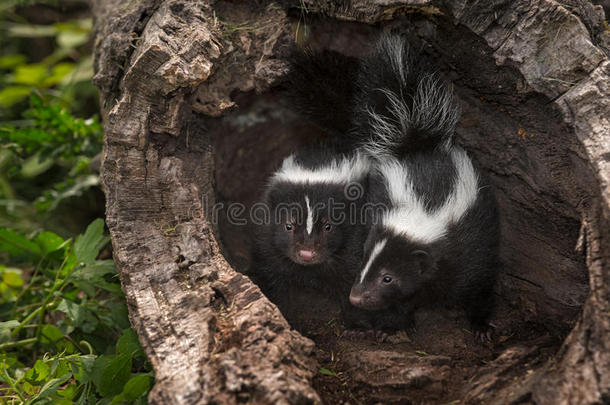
[0,2,153,404]
[1,220,152,405]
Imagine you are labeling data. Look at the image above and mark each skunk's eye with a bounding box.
[382,275,392,283]
[285,224,293,231]
[324,223,332,232]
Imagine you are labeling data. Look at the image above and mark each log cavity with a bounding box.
[207,16,592,404]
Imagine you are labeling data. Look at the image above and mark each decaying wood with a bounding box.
[92,0,610,403]
[92,1,319,404]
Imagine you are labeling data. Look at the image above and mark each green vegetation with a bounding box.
[1,220,151,404]
[1,2,153,404]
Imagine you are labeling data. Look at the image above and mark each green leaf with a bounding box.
[98,353,132,398]
[0,54,26,69]
[80,310,99,334]
[55,19,92,33]
[57,30,89,49]
[0,227,42,257]
[98,301,130,330]
[73,219,107,265]
[40,325,63,344]
[75,260,115,281]
[57,381,77,399]
[2,269,23,288]
[51,251,76,282]
[34,359,50,381]
[116,329,142,357]
[90,354,113,389]
[122,374,151,401]
[0,85,30,107]
[318,367,338,377]
[60,56,93,85]
[34,232,68,255]
[0,320,20,344]
[108,393,127,405]
[28,359,50,383]
[20,152,54,178]
[72,260,120,296]
[7,23,57,38]
[0,320,20,330]
[13,64,47,86]
[31,372,72,402]
[44,63,74,87]
[57,299,85,326]
[72,354,96,384]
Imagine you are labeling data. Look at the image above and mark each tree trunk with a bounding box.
[92,0,610,403]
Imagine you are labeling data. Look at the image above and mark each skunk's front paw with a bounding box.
[471,321,496,343]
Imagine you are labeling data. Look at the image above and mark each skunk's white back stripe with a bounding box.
[441,148,479,224]
[271,152,370,185]
[305,195,313,235]
[359,238,388,284]
[380,147,479,243]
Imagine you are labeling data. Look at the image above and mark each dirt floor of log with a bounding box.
[303,298,562,404]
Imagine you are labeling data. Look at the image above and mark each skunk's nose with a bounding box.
[298,249,316,261]
[349,293,362,307]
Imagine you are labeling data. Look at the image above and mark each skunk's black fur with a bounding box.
[284,48,360,140]
[348,35,500,334]
[249,149,373,328]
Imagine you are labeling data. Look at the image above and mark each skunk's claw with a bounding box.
[472,322,495,343]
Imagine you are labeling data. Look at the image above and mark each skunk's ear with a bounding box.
[411,250,434,275]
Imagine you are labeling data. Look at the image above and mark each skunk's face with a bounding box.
[267,185,350,266]
[349,230,435,311]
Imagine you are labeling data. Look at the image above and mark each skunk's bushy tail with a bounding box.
[284,48,360,139]
[353,35,460,159]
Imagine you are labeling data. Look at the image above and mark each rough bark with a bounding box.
[92,0,610,403]
[92,1,319,404]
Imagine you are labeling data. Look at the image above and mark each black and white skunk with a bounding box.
[347,35,501,336]
[249,46,378,328]
[249,148,372,327]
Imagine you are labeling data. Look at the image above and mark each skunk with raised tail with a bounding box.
[348,35,500,338]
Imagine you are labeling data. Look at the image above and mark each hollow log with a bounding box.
[92,0,610,403]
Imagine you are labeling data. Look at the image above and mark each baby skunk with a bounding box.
[249,147,371,328]
[348,35,500,337]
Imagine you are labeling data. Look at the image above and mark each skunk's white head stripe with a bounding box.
[359,238,388,284]
[271,152,370,185]
[380,147,479,243]
[305,195,313,235]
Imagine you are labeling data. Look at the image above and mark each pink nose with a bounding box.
[298,250,316,261]
[349,294,362,307]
